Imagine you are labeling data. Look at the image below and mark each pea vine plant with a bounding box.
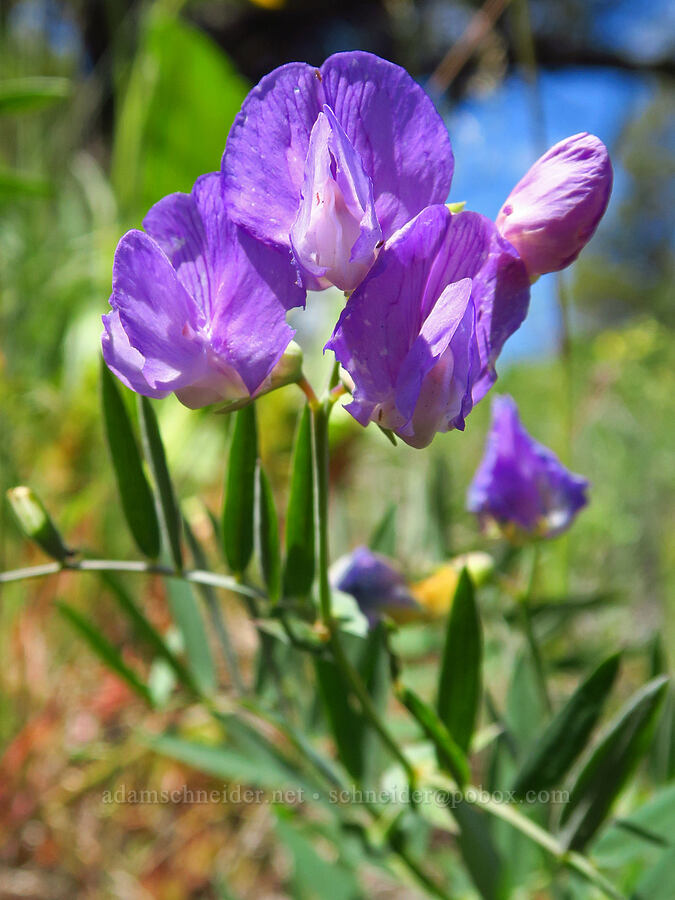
[2,357,670,900]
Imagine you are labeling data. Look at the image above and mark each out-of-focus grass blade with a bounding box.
[6,486,72,561]
[0,77,70,115]
[559,675,669,851]
[223,405,257,575]
[166,578,216,695]
[183,516,243,694]
[426,454,452,559]
[512,653,621,797]
[101,573,197,695]
[57,602,153,706]
[138,396,183,570]
[368,503,396,556]
[100,361,160,558]
[399,685,469,786]
[0,167,52,199]
[437,569,482,752]
[283,405,315,599]
[452,801,507,900]
[632,846,675,900]
[275,813,360,900]
[256,465,281,602]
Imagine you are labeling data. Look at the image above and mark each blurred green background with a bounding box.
[0,0,673,897]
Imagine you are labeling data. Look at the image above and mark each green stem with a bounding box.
[0,558,263,600]
[519,544,552,715]
[473,791,626,900]
[311,401,417,786]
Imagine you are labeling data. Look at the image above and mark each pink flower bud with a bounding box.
[496,133,612,280]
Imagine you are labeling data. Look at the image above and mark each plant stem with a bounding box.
[0,558,263,600]
[519,544,552,714]
[311,401,417,786]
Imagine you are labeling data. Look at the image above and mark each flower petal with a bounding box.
[222,62,323,247]
[290,105,381,291]
[395,278,478,447]
[321,51,454,237]
[107,230,209,393]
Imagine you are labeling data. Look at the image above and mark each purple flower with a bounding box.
[326,205,530,448]
[467,395,589,540]
[102,173,305,409]
[331,546,419,625]
[496,133,612,281]
[221,51,453,293]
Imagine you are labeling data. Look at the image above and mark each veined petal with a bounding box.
[395,279,478,447]
[221,51,453,254]
[467,395,589,539]
[290,105,381,291]
[108,230,209,393]
[321,51,454,237]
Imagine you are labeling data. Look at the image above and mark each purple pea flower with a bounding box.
[221,51,454,293]
[326,205,530,448]
[331,546,420,626]
[101,173,305,409]
[467,395,589,540]
[496,133,612,281]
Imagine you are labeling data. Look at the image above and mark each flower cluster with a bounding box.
[103,50,612,449]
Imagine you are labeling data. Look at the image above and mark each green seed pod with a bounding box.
[6,486,72,562]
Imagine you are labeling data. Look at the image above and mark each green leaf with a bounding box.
[632,846,675,900]
[399,686,470,786]
[559,675,669,851]
[111,10,247,214]
[6,486,72,561]
[452,801,506,900]
[57,602,153,706]
[368,503,396,556]
[0,77,71,115]
[314,654,364,781]
[100,361,160,558]
[283,405,315,599]
[437,569,482,752]
[138,396,183,570]
[593,784,675,868]
[166,578,216,695]
[506,652,548,752]
[256,466,281,602]
[512,653,621,797]
[275,813,360,900]
[100,573,196,695]
[223,405,258,575]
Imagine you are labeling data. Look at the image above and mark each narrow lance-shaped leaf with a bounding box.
[452,801,507,900]
[138,396,183,570]
[368,503,396,556]
[100,361,160,558]
[512,652,621,797]
[559,675,670,851]
[223,405,258,575]
[283,405,315,598]
[57,602,153,706]
[399,685,470,787]
[166,577,216,695]
[256,465,281,602]
[314,654,364,781]
[100,573,197,695]
[6,486,72,562]
[437,568,482,752]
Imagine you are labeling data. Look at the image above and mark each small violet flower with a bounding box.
[102,173,305,409]
[221,51,454,292]
[496,133,613,281]
[326,205,530,448]
[467,395,589,540]
[331,546,420,626]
